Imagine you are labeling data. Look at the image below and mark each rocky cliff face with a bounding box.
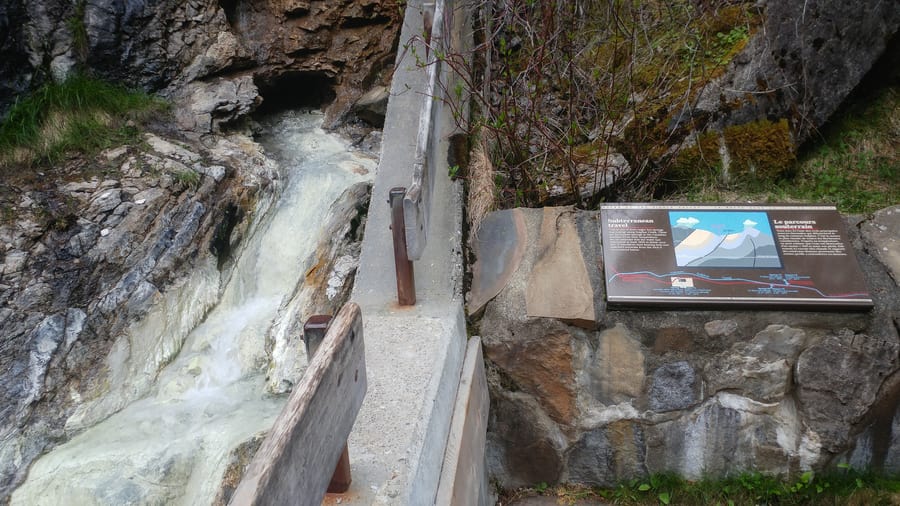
[0,1,398,501]
[0,0,400,128]
[0,133,278,500]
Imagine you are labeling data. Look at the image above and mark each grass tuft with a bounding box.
[501,469,900,505]
[0,73,165,168]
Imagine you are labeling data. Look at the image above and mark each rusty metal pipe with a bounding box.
[389,187,416,306]
[303,315,352,493]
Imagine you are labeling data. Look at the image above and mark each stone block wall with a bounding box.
[471,206,900,489]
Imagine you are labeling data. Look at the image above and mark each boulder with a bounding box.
[173,76,261,133]
[696,0,900,144]
[351,85,390,127]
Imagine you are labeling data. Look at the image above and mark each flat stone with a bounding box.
[648,361,696,412]
[525,207,595,328]
[468,209,527,314]
[484,327,577,426]
[88,189,122,215]
[589,324,645,404]
[861,205,900,286]
[705,319,738,338]
[144,134,200,163]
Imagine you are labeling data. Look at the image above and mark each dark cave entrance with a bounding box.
[253,71,337,114]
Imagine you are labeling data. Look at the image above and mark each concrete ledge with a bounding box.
[436,337,491,506]
[341,0,468,503]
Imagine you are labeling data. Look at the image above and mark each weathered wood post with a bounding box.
[228,303,366,506]
[303,315,352,493]
[390,186,416,305]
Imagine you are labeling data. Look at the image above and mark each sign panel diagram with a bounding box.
[600,204,873,310]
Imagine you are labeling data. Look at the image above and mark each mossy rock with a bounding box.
[725,119,795,180]
[669,119,795,184]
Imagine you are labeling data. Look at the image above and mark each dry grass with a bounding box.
[467,134,496,236]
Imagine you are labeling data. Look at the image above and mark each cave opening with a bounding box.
[253,71,337,114]
[218,0,239,27]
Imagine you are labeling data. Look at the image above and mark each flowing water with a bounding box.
[11,111,376,505]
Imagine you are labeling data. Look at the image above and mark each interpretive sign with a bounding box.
[600,203,873,310]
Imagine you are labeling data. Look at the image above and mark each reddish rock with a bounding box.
[484,329,577,427]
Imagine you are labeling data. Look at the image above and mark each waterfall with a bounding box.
[11,111,376,506]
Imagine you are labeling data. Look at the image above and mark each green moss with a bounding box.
[668,130,721,182]
[669,119,795,184]
[725,118,795,179]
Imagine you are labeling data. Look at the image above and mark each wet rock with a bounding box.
[352,85,389,127]
[0,129,279,502]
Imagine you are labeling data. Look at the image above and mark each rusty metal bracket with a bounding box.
[389,187,416,306]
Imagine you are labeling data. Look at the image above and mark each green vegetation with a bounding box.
[667,85,900,214]
[174,168,201,188]
[503,469,900,505]
[67,0,89,59]
[436,0,762,207]
[433,1,894,213]
[0,73,165,169]
[670,119,795,184]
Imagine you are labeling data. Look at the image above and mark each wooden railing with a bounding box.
[228,303,366,506]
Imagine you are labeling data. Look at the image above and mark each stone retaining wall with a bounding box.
[471,206,900,488]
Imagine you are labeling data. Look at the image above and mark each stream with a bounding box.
[11,111,376,505]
